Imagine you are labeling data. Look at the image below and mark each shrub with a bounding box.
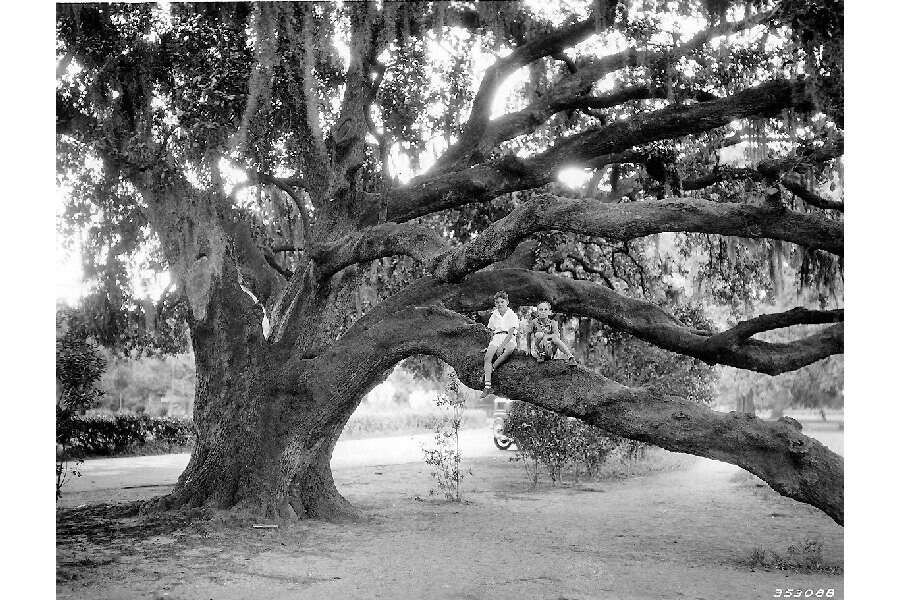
[502,401,644,486]
[59,414,195,458]
[499,304,715,487]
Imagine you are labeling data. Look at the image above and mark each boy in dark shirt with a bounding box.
[526,301,577,366]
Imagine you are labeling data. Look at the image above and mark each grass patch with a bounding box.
[746,538,842,575]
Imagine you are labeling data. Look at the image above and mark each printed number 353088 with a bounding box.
[773,590,835,598]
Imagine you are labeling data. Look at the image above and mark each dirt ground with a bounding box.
[56,424,844,600]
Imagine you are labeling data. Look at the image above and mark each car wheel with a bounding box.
[493,435,513,450]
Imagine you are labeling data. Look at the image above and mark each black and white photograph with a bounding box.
[16,0,877,597]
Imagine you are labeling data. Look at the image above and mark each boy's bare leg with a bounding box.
[532,333,547,361]
[492,346,516,369]
[483,345,498,390]
[549,334,577,364]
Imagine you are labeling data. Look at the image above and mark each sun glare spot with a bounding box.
[333,37,351,70]
[558,167,590,190]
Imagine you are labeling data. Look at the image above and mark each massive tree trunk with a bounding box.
[124,171,372,520]
[147,260,380,520]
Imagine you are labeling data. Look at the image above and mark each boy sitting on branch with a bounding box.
[526,301,578,366]
[481,291,519,398]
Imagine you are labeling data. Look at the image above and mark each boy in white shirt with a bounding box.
[481,291,520,397]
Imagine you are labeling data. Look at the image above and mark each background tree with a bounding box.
[98,352,197,415]
[56,312,107,498]
[56,0,844,523]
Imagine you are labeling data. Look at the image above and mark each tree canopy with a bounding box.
[56,0,844,524]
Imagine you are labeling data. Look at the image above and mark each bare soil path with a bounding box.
[57,424,843,600]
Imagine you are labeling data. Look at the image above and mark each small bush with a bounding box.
[502,401,645,486]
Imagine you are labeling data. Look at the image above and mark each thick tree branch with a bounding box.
[705,307,844,350]
[330,2,385,185]
[683,140,845,212]
[562,254,616,289]
[682,165,762,190]
[222,213,288,307]
[433,10,771,173]
[371,78,817,225]
[263,251,295,281]
[311,222,449,278]
[443,269,843,375]
[439,17,597,170]
[318,306,842,524]
[349,267,843,376]
[431,194,842,282]
[779,174,844,212]
[253,174,313,249]
[473,86,673,161]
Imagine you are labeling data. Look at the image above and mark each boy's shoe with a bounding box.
[566,355,578,367]
[536,355,546,363]
[480,385,493,398]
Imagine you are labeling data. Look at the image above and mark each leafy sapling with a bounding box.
[421,372,472,502]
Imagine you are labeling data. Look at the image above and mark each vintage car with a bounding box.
[491,396,516,450]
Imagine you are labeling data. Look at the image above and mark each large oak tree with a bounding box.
[56,0,844,524]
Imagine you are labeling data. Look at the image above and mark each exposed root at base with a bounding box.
[136,488,362,526]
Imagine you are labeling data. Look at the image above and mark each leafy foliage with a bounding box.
[503,401,645,486]
[58,414,195,459]
[56,321,107,415]
[57,1,843,354]
[421,374,471,502]
[589,304,717,404]
[774,0,843,124]
[57,291,190,358]
[56,315,106,499]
